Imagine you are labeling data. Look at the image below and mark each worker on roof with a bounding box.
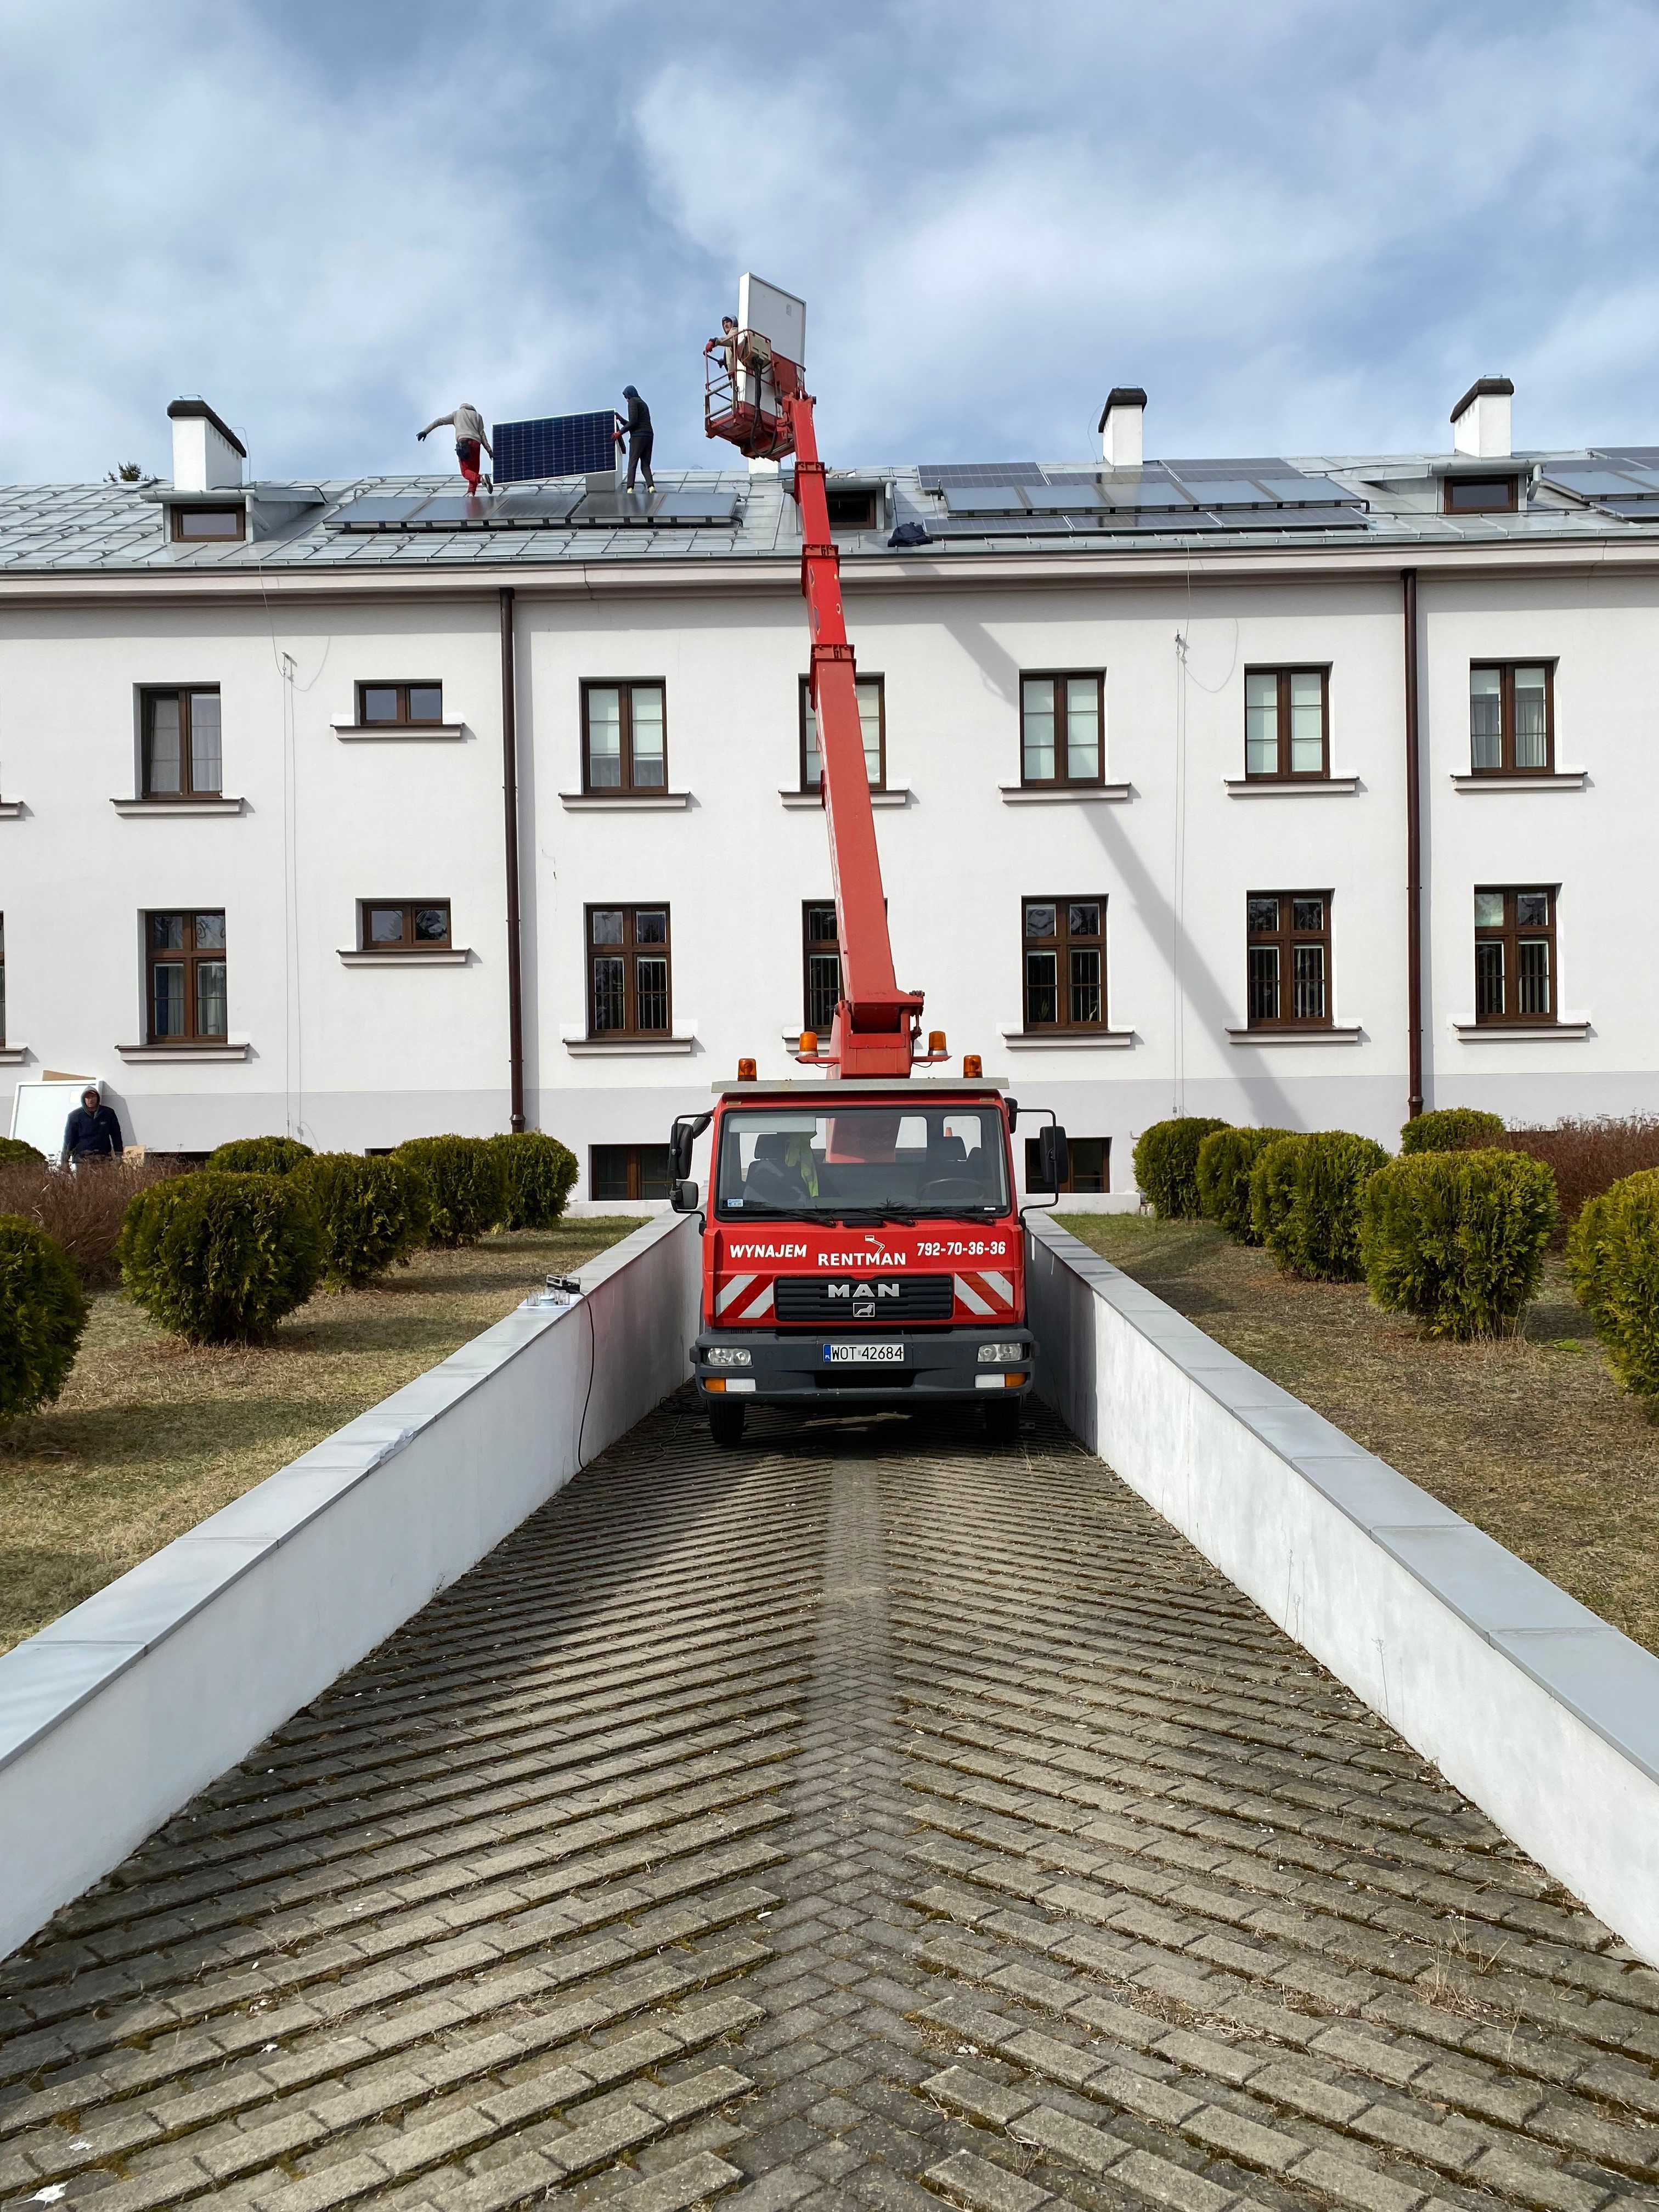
[613,387,654,494]
[416,403,493,494]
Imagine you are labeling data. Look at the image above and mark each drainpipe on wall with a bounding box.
[1402,569,1423,1121]
[499,586,526,1132]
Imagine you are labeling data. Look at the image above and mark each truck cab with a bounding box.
[675,1079,1062,1447]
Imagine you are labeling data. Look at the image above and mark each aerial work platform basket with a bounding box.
[704,330,803,461]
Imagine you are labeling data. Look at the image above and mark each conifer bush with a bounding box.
[1195,1126,1293,1242]
[0,1216,88,1423]
[1362,1148,1557,1339]
[487,1131,579,1230]
[1132,1116,1229,1220]
[117,1172,323,1343]
[0,1137,45,1166]
[1257,1130,1389,1281]
[207,1136,314,1176]
[392,1136,507,1247]
[1248,1135,1307,1253]
[1398,1107,1505,1156]
[291,1152,430,1288]
[1565,1169,1659,1397]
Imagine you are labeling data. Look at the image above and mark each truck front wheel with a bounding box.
[708,1400,747,1449]
[982,1396,1021,1444]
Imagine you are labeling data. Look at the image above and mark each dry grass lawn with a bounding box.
[0,1218,642,1655]
[1056,1211,1659,1660]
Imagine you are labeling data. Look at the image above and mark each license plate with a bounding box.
[823,1342,905,1364]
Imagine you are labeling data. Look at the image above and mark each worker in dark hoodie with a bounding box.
[61,1085,122,1166]
[613,387,654,493]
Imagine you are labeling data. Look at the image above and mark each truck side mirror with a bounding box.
[1037,1125,1070,1194]
[670,1178,700,1214]
[672,1128,695,1179]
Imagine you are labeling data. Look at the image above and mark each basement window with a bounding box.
[359,682,445,727]
[591,1143,673,1201]
[1025,1135,1109,1194]
[171,505,245,541]
[1443,476,1517,514]
[359,900,452,951]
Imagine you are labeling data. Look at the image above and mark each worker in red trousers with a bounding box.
[417,403,493,492]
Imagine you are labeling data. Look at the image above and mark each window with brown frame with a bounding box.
[800,675,884,791]
[1469,663,1553,774]
[1022,899,1107,1032]
[1246,892,1331,1028]
[587,905,671,1037]
[146,910,227,1042]
[1244,668,1328,778]
[803,902,840,1031]
[582,681,667,793]
[591,1143,673,1201]
[358,681,445,727]
[1025,1134,1109,1194]
[359,900,452,951]
[1020,672,1103,786]
[170,505,245,541]
[1475,887,1556,1023]
[1443,476,1517,514]
[142,687,222,798]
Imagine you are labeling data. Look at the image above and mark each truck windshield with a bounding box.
[716,1105,1009,1219]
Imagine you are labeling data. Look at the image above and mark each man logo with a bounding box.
[854,1297,876,1319]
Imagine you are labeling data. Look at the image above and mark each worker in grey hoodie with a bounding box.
[613,388,654,493]
[417,404,493,492]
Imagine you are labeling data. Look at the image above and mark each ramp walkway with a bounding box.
[2,1398,1657,2212]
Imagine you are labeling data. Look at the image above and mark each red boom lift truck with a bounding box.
[670,286,1070,1447]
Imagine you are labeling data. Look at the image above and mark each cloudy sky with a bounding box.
[5,0,1658,483]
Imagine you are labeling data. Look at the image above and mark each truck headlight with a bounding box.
[706,1346,753,1368]
[977,1341,1023,1363]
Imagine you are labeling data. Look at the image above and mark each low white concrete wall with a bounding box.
[1027,1214,1659,1968]
[0,1213,700,1960]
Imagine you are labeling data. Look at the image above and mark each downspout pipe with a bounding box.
[499,586,526,1132]
[1402,569,1423,1122]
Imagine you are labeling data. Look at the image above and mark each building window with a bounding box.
[1469,663,1553,774]
[591,1143,673,1201]
[803,902,840,1032]
[1025,1134,1109,1194]
[1246,893,1331,1028]
[1023,899,1106,1031]
[1475,887,1556,1022]
[1020,673,1103,786]
[358,681,445,727]
[142,688,222,798]
[587,906,671,1037]
[1245,668,1328,778]
[146,911,227,1042]
[1444,476,1517,514]
[170,505,244,541]
[582,681,667,793]
[826,488,879,529]
[359,900,452,951]
[800,675,884,791]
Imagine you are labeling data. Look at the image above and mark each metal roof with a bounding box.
[2,447,1656,575]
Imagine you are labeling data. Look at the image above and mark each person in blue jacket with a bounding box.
[61,1086,122,1165]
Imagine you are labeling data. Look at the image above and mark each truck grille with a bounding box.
[774,1275,955,1323]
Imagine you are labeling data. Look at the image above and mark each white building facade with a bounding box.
[2,386,1655,1204]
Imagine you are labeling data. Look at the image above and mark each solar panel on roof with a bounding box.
[490,487,583,526]
[1542,467,1649,497]
[1024,486,1104,511]
[1238,505,1369,531]
[652,490,741,524]
[917,464,1047,491]
[1170,476,1274,507]
[943,487,1028,514]
[332,494,434,529]
[494,411,617,485]
[1255,476,1363,506]
[1590,497,1659,522]
[1098,476,1192,508]
[409,494,498,526]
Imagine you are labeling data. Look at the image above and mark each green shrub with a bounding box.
[1195,1127,1293,1242]
[488,1131,579,1230]
[0,1216,88,1421]
[207,1135,314,1176]
[1258,1131,1390,1281]
[1565,1169,1659,1395]
[392,1136,507,1247]
[1362,1148,1558,1339]
[1132,1116,1229,1220]
[0,1137,45,1166]
[1399,1107,1506,1156]
[1249,1135,1307,1252]
[117,1172,323,1343]
[291,1153,430,1288]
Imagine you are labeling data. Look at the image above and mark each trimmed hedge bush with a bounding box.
[392,1136,507,1247]
[1362,1148,1558,1339]
[0,1216,88,1423]
[1132,1116,1229,1220]
[1399,1107,1505,1156]
[118,1171,323,1343]
[1257,1130,1389,1281]
[0,1137,45,1166]
[488,1131,579,1231]
[1195,1127,1293,1243]
[207,1136,314,1176]
[291,1152,430,1288]
[1565,1169,1659,1396]
[1249,1135,1307,1253]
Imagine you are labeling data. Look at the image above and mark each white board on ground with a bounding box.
[10,1079,98,1159]
[738,275,805,366]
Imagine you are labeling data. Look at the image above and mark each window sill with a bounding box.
[1452,1019,1592,1040]
[998,783,1132,804]
[558,791,693,811]
[111,796,246,817]
[1223,775,1361,797]
[0,1044,30,1064]
[337,947,473,968]
[561,1028,697,1056]
[779,788,913,809]
[1225,1025,1363,1046]
[116,1041,252,1063]
[332,721,467,742]
[0,800,24,820]
[1450,771,1588,792]
[1000,1026,1136,1049]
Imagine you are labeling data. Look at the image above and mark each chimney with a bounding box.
[1450,376,1513,459]
[167,398,247,490]
[1099,387,1147,469]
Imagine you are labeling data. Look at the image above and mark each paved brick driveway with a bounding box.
[2,1397,1657,2212]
